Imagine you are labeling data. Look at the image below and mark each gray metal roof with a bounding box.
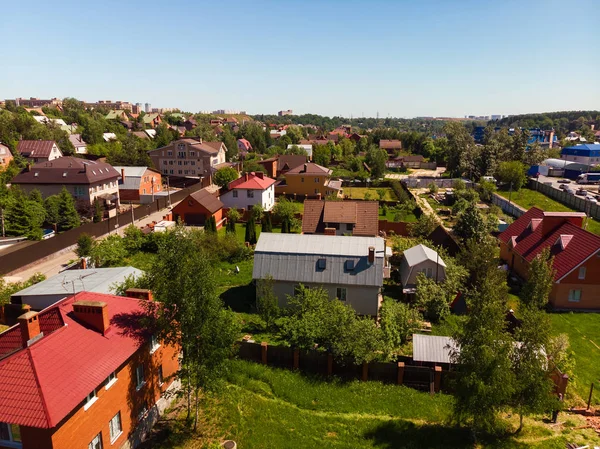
[412,334,458,364]
[253,233,385,287]
[12,267,143,297]
[402,244,446,268]
[113,166,148,177]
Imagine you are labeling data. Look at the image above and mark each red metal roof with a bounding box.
[498,207,600,281]
[0,292,150,429]
[228,172,275,190]
[16,140,59,159]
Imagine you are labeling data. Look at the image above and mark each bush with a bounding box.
[390,181,409,203]
[379,299,422,350]
[76,233,94,258]
[428,182,439,194]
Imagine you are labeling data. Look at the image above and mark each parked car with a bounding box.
[559,184,569,190]
[575,188,587,196]
[565,188,575,195]
[558,179,572,184]
[586,196,598,204]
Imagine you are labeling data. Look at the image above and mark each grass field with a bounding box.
[345,187,397,202]
[497,188,600,235]
[378,207,418,223]
[143,360,600,449]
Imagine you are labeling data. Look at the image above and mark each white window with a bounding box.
[578,266,586,280]
[84,389,97,410]
[0,422,21,445]
[150,335,160,353]
[105,371,117,390]
[109,412,122,443]
[336,287,347,301]
[233,190,238,198]
[568,289,582,302]
[88,433,102,449]
[247,190,254,198]
[136,365,145,389]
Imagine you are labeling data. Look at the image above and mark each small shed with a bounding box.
[399,244,446,293]
[412,334,458,366]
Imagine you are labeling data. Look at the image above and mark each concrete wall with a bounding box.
[491,193,527,218]
[529,179,600,220]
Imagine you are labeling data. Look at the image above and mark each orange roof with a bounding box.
[229,172,276,190]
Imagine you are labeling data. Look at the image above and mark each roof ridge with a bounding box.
[27,349,52,428]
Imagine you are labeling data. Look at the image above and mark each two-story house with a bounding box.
[276,162,342,199]
[220,172,276,212]
[69,134,88,154]
[498,207,600,309]
[148,138,227,179]
[253,233,390,316]
[16,140,63,163]
[11,157,121,208]
[0,143,13,169]
[302,200,379,236]
[0,290,179,449]
[113,166,162,203]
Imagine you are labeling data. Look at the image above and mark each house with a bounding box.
[9,267,143,312]
[560,144,600,167]
[287,143,313,159]
[399,244,446,294]
[427,225,460,257]
[69,134,88,154]
[379,139,403,155]
[224,117,238,126]
[172,187,224,227]
[237,138,253,156]
[220,172,276,212]
[103,133,117,142]
[16,140,63,163]
[277,162,343,199]
[302,200,379,236]
[105,110,129,121]
[11,157,121,207]
[132,131,150,140]
[386,155,425,169]
[252,233,390,316]
[498,207,600,309]
[148,138,227,179]
[256,154,308,178]
[0,290,179,449]
[113,166,163,203]
[143,113,162,128]
[0,143,13,169]
[183,117,197,131]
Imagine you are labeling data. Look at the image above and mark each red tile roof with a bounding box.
[302,200,379,236]
[237,138,252,151]
[228,172,275,190]
[17,140,60,159]
[0,293,151,429]
[498,207,600,281]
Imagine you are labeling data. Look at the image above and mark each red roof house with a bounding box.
[0,290,179,449]
[16,140,63,163]
[172,187,225,227]
[220,172,276,212]
[498,207,600,309]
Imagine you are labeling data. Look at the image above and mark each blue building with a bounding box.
[472,126,557,147]
[561,144,600,167]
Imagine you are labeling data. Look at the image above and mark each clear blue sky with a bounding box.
[2,0,599,117]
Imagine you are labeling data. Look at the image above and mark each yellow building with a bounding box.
[276,162,343,199]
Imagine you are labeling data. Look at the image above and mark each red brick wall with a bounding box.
[119,188,141,202]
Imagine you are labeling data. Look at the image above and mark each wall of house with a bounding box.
[277,174,335,198]
[550,250,600,309]
[269,280,381,316]
[499,243,530,280]
[401,259,446,287]
[16,180,120,205]
[119,172,163,202]
[220,185,275,212]
[172,199,223,228]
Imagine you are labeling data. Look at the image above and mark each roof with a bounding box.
[285,162,331,176]
[412,334,458,364]
[253,233,385,287]
[302,200,379,236]
[68,134,87,148]
[11,267,143,299]
[17,140,59,159]
[379,139,402,150]
[277,155,308,172]
[0,143,13,157]
[390,155,424,163]
[402,244,446,268]
[498,207,600,281]
[112,166,149,178]
[132,131,150,140]
[188,188,223,213]
[561,144,600,156]
[228,172,276,190]
[0,292,153,428]
[150,139,224,156]
[142,113,161,123]
[427,225,460,256]
[12,157,121,185]
[237,139,252,151]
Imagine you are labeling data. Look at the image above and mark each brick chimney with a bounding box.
[256,172,264,179]
[121,168,125,181]
[317,193,322,200]
[18,311,41,346]
[245,173,249,182]
[541,212,586,237]
[324,227,336,236]
[368,246,375,264]
[125,288,154,301]
[73,301,110,334]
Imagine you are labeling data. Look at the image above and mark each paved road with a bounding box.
[537,174,599,195]
[4,201,181,283]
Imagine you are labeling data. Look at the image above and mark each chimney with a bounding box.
[541,212,586,236]
[121,168,125,181]
[368,246,375,264]
[73,301,110,335]
[303,163,308,172]
[256,172,264,179]
[245,173,249,182]
[324,227,336,236]
[125,288,154,301]
[18,311,42,346]
[317,193,322,200]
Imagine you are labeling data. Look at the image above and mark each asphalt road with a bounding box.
[537,174,599,198]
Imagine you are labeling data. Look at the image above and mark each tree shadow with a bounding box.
[220,283,256,313]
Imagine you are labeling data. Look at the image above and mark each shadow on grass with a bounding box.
[220,282,255,313]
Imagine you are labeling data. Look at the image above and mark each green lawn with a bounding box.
[345,187,397,202]
[378,207,418,223]
[144,360,599,449]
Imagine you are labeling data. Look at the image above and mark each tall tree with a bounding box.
[226,208,240,234]
[256,275,279,330]
[245,215,257,244]
[521,248,555,310]
[213,167,239,188]
[262,211,273,232]
[57,187,80,231]
[453,202,491,243]
[365,146,387,179]
[221,128,238,161]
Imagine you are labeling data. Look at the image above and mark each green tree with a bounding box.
[521,248,555,310]
[76,233,95,258]
[213,167,239,188]
[313,144,331,167]
[226,208,240,234]
[251,204,264,222]
[245,215,257,244]
[409,213,438,237]
[262,211,273,232]
[274,198,297,233]
[365,146,387,178]
[496,161,527,191]
[376,188,387,201]
[57,187,80,231]
[221,128,238,161]
[44,195,61,230]
[122,225,144,254]
[91,234,127,267]
[415,273,449,322]
[93,199,103,223]
[204,215,217,234]
[379,299,422,349]
[453,202,491,243]
[256,275,280,330]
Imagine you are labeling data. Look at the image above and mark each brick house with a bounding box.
[113,166,162,203]
[142,113,162,128]
[276,162,343,199]
[0,143,13,169]
[16,140,63,163]
[256,154,307,178]
[0,290,179,449]
[172,188,224,227]
[220,172,276,212]
[498,207,600,309]
[302,200,379,236]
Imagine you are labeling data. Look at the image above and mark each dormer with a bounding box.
[555,234,573,251]
[528,218,542,232]
[508,236,518,249]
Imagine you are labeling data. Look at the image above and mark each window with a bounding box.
[345,260,355,271]
[317,258,327,269]
[150,334,160,353]
[579,266,586,280]
[568,289,582,302]
[232,190,238,198]
[314,189,319,194]
[247,190,254,198]
[346,223,353,231]
[88,433,102,449]
[336,287,347,301]
[301,177,304,183]
[177,143,185,151]
[84,389,97,410]
[178,161,182,165]
[105,371,117,390]
[143,188,146,194]
[109,412,122,443]
[167,151,173,156]
[136,365,145,389]
[314,177,319,183]
[426,267,433,278]
[190,151,195,156]
[158,365,164,385]
[0,423,21,445]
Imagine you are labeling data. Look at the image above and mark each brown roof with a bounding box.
[150,139,224,156]
[12,157,121,185]
[286,162,331,176]
[17,140,59,159]
[277,155,308,172]
[379,139,402,150]
[302,200,378,236]
[188,188,223,214]
[391,155,424,162]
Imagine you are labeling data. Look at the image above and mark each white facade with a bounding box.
[220,184,275,211]
[287,144,313,158]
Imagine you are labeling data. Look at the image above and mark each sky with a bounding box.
[1,0,599,118]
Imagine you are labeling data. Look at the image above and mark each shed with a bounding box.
[412,334,458,365]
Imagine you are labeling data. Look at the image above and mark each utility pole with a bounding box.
[0,208,4,237]
[166,177,171,208]
[130,201,134,224]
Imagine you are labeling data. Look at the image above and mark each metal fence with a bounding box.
[529,179,600,220]
[402,178,472,189]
